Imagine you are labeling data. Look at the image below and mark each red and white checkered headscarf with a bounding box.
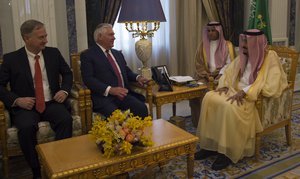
[202,22,229,69]
[239,29,268,84]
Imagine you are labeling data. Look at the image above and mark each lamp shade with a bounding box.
[118,0,166,22]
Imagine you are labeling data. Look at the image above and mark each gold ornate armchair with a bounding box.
[255,46,299,159]
[0,59,87,178]
[70,52,154,133]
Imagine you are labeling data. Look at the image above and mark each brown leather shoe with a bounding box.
[211,154,232,170]
[194,149,218,160]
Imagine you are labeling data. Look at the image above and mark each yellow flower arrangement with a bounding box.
[89,109,154,158]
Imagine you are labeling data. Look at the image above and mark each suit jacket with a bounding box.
[80,45,139,109]
[0,47,73,109]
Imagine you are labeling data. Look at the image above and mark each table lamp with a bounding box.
[117,0,166,79]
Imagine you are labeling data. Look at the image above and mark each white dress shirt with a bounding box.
[96,44,124,96]
[25,47,52,101]
[209,40,231,74]
[238,60,252,93]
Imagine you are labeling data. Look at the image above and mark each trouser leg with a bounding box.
[43,102,73,140]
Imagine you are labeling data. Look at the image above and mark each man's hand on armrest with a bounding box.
[137,75,150,86]
[109,87,128,100]
[53,90,68,103]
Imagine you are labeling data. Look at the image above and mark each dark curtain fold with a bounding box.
[66,0,77,54]
[289,0,296,46]
[214,0,244,46]
[86,0,122,47]
[0,27,3,58]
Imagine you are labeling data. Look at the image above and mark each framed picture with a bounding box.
[152,65,170,80]
[151,65,173,91]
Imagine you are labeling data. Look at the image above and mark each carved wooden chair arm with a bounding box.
[0,100,8,146]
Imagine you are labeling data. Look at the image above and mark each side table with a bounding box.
[151,84,207,119]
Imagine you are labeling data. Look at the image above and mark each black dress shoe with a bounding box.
[211,154,232,170]
[194,149,218,160]
[32,167,41,179]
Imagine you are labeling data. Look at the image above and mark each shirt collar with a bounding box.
[96,43,110,54]
[210,39,219,45]
[25,46,42,59]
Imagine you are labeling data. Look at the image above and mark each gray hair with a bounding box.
[93,23,113,42]
[20,19,44,39]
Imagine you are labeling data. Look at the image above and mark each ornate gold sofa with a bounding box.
[255,46,299,159]
[70,52,154,132]
[0,59,87,178]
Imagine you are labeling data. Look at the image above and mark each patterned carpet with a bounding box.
[1,92,300,179]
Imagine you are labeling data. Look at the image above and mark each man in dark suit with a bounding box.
[0,19,73,179]
[80,23,148,118]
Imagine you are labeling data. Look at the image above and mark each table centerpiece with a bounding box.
[89,109,154,158]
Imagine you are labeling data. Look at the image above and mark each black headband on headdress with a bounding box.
[207,22,221,26]
[243,30,264,36]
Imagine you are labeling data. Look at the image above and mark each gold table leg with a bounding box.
[172,102,176,116]
[187,153,194,179]
[156,104,162,119]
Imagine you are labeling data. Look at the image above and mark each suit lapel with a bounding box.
[111,50,125,75]
[20,48,35,91]
[42,48,53,87]
[93,46,117,75]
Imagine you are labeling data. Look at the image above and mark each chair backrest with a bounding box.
[256,46,299,128]
[70,53,83,86]
[70,51,154,132]
[267,46,299,89]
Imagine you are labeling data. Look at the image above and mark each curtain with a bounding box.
[214,0,233,41]
[202,0,219,22]
[85,0,122,47]
[175,0,204,76]
[213,0,244,46]
[113,0,204,76]
[289,0,296,46]
[0,27,2,58]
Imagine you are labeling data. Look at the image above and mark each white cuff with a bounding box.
[104,86,111,96]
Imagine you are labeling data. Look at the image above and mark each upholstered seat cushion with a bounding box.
[6,115,82,149]
[260,89,293,128]
[5,98,82,149]
[259,56,293,129]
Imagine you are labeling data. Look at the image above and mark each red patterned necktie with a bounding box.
[106,50,123,87]
[34,55,45,113]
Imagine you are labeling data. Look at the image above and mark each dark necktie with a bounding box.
[105,50,123,87]
[34,55,45,113]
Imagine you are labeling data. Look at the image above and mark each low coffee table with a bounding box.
[36,119,198,178]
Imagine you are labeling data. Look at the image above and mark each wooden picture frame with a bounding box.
[151,65,173,91]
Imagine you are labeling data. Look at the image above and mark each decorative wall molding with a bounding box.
[269,0,288,45]
[273,37,288,46]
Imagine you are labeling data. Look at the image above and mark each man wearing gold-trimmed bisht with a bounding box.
[195,29,288,170]
[190,22,235,127]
